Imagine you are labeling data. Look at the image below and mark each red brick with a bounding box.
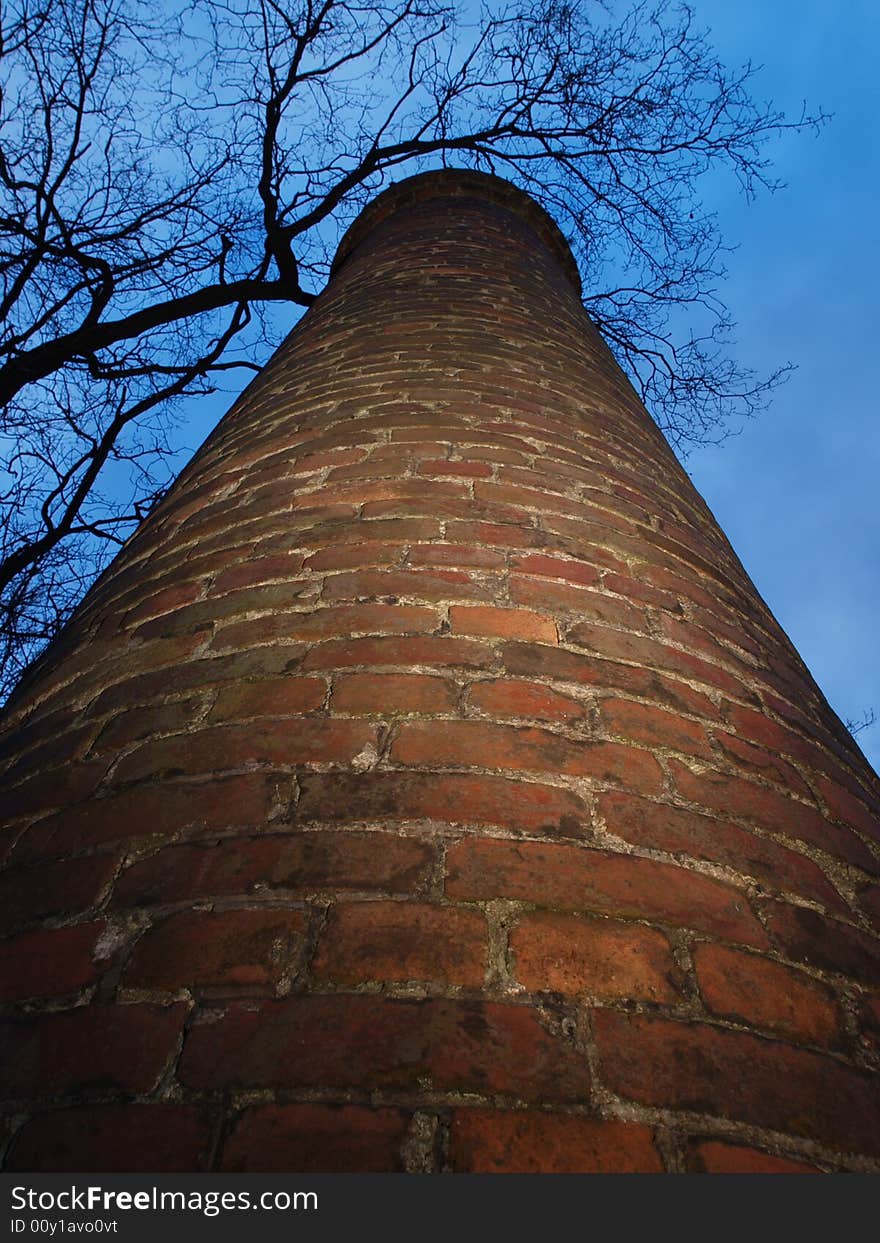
[597,791,847,912]
[567,622,749,698]
[593,1009,880,1154]
[510,575,644,628]
[501,641,718,720]
[693,943,841,1046]
[302,478,470,509]
[113,719,379,783]
[0,921,106,1000]
[762,900,880,986]
[305,541,403,571]
[686,1140,818,1174]
[213,603,441,649]
[124,908,306,991]
[302,635,492,671]
[179,996,592,1101]
[293,447,367,473]
[446,839,767,946]
[510,912,678,1001]
[15,771,278,861]
[213,553,305,593]
[3,759,110,823]
[93,698,204,750]
[714,730,813,797]
[0,855,118,932]
[323,568,492,604]
[444,520,544,550]
[509,553,600,587]
[468,678,587,724]
[450,605,557,644]
[332,672,457,714]
[817,775,880,840]
[209,676,326,720]
[669,759,877,871]
[295,770,590,837]
[602,571,682,612]
[124,581,202,627]
[450,1111,662,1173]
[221,1104,408,1172]
[314,901,486,986]
[408,543,505,569]
[601,697,712,758]
[417,459,493,477]
[132,580,319,640]
[392,720,662,793]
[7,1105,213,1172]
[0,1003,188,1098]
[113,832,432,905]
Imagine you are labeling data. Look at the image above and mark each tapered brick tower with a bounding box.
[1,170,879,1174]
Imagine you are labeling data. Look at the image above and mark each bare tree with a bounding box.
[0,0,824,697]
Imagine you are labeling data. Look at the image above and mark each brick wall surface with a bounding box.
[1,170,879,1173]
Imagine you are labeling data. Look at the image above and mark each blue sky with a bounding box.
[681,0,879,774]
[173,0,878,775]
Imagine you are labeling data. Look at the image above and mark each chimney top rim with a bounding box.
[330,168,582,296]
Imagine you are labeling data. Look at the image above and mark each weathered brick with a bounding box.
[323,568,492,603]
[179,996,592,1101]
[295,770,589,838]
[597,791,846,912]
[7,1105,213,1172]
[468,678,587,724]
[0,921,106,1000]
[3,759,110,823]
[511,575,645,629]
[567,622,749,698]
[761,901,880,986]
[302,635,492,671]
[331,672,457,714]
[113,719,378,783]
[212,603,441,650]
[450,1110,662,1173]
[417,459,493,477]
[817,775,880,840]
[123,581,203,627]
[685,1140,818,1174]
[713,730,814,797]
[593,1009,880,1154]
[693,943,841,1046]
[0,1004,188,1098]
[408,543,505,569]
[124,908,306,991]
[113,831,432,905]
[509,553,600,587]
[305,541,403,571]
[221,1104,408,1172]
[600,697,712,758]
[449,605,557,645]
[501,641,717,720]
[314,901,486,986]
[93,698,205,751]
[446,839,767,946]
[209,675,326,720]
[0,854,118,932]
[669,759,877,871]
[510,911,678,1001]
[212,553,305,594]
[15,772,279,861]
[392,720,662,792]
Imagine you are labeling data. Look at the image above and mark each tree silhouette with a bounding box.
[0,0,824,697]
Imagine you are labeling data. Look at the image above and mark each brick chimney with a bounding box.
[1,170,879,1174]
